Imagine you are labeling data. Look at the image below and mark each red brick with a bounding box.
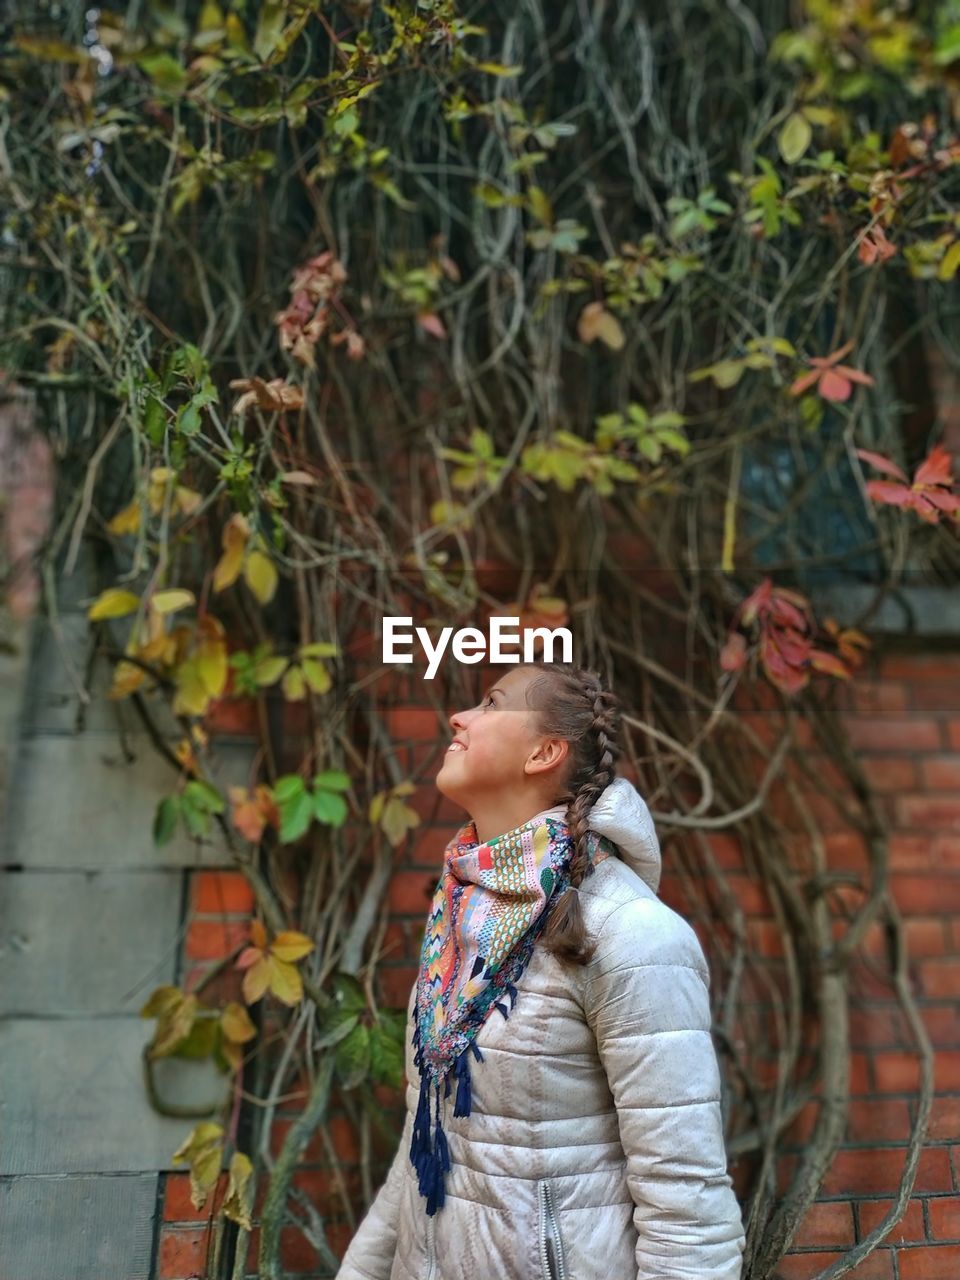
[791,1200,855,1248]
[905,920,951,958]
[857,1196,925,1242]
[862,755,919,792]
[821,1146,952,1196]
[927,1095,960,1141]
[408,823,456,867]
[387,870,437,916]
[948,721,960,751]
[873,1053,925,1093]
[849,1008,904,1050]
[938,838,960,867]
[783,1101,820,1146]
[191,870,255,915]
[158,1226,210,1278]
[878,655,960,681]
[921,757,960,789]
[182,962,244,1004]
[898,1244,960,1279]
[775,1248,894,1279]
[847,681,910,716]
[704,832,744,869]
[890,834,935,870]
[847,1098,912,1143]
[909,682,960,714]
[163,1172,227,1222]
[847,720,941,753]
[378,964,417,1008]
[329,1110,360,1162]
[246,1224,319,1271]
[184,918,250,961]
[920,958,960,998]
[384,706,443,741]
[897,794,960,830]
[825,833,870,872]
[724,874,772,916]
[928,1196,960,1241]
[891,876,960,914]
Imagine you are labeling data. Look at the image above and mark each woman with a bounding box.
[337,661,745,1280]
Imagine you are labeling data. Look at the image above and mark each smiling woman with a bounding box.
[336,661,745,1280]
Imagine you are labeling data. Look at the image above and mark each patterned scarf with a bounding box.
[409,806,615,1215]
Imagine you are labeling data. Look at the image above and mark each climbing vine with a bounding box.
[2,1,959,1276]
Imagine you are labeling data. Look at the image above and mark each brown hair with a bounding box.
[518,661,623,965]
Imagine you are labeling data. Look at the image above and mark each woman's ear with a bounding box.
[524,736,569,778]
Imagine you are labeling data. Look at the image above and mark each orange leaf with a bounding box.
[914,444,954,488]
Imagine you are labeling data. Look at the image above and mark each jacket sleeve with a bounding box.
[582,898,745,1280]
[335,1107,412,1280]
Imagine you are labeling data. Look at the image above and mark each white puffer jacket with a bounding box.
[336,779,746,1280]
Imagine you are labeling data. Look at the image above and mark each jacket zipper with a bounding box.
[424,1212,437,1280]
[537,1180,567,1280]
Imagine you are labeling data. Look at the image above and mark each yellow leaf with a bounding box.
[172,1121,224,1211]
[938,240,960,282]
[152,993,199,1057]
[173,658,212,717]
[107,499,141,536]
[175,485,203,516]
[282,664,306,701]
[151,588,196,615]
[577,302,625,351]
[382,797,421,848]
[252,655,287,685]
[270,931,315,963]
[87,588,141,620]
[241,955,272,1005]
[220,1002,257,1044]
[140,985,184,1018]
[244,549,278,604]
[195,632,228,697]
[268,955,304,1006]
[250,918,268,949]
[213,515,249,592]
[108,659,149,699]
[301,657,331,695]
[222,1152,254,1231]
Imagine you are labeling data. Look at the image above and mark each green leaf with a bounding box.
[314,1010,359,1050]
[139,53,188,94]
[277,788,312,839]
[938,240,960,283]
[313,770,351,793]
[154,796,181,846]
[253,0,284,61]
[313,789,348,827]
[183,779,225,813]
[369,1024,404,1089]
[778,113,812,164]
[334,1023,371,1090]
[273,774,307,803]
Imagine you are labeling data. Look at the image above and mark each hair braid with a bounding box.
[520,663,623,966]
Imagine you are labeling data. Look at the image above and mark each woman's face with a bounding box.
[436,666,566,810]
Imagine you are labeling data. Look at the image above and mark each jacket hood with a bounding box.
[587,776,662,893]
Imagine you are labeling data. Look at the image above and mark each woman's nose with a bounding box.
[449,706,473,732]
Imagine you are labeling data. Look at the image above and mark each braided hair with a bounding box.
[518,661,623,965]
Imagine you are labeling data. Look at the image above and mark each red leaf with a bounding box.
[865,479,915,507]
[719,631,748,672]
[921,488,960,513]
[789,369,820,397]
[418,312,447,340]
[914,443,954,488]
[769,596,809,631]
[235,946,263,970]
[741,578,773,626]
[823,338,855,366]
[855,448,909,482]
[819,368,853,401]
[838,365,875,388]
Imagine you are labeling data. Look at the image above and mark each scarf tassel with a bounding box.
[409,1071,452,1216]
[453,1046,472,1118]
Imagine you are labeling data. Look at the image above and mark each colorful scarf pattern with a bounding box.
[409,808,615,1214]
